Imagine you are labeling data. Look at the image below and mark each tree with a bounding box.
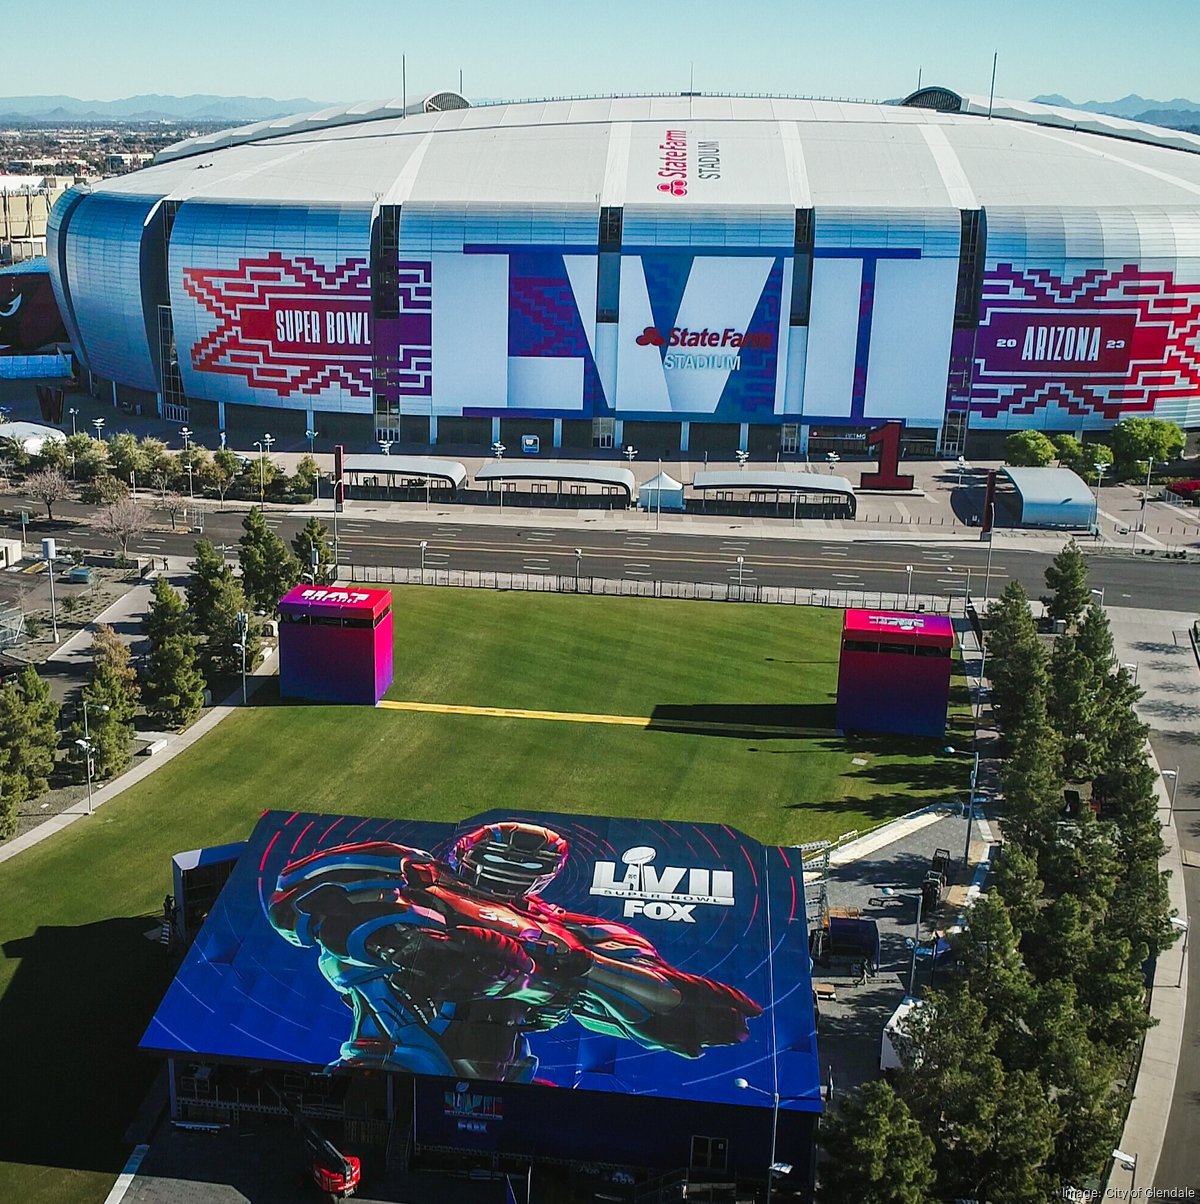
[73,624,139,780]
[64,431,108,481]
[29,437,69,473]
[1043,540,1090,624]
[1004,429,1056,467]
[816,1081,936,1204]
[293,454,320,496]
[106,431,146,485]
[0,666,60,837]
[141,578,205,729]
[1000,689,1064,848]
[187,538,234,635]
[203,575,262,678]
[202,448,240,508]
[243,453,280,501]
[157,490,187,532]
[138,436,174,480]
[80,473,130,506]
[985,581,1044,739]
[1112,416,1185,474]
[1047,633,1105,779]
[239,506,299,613]
[95,497,146,561]
[291,515,334,582]
[1075,604,1115,676]
[1053,434,1086,475]
[24,467,70,520]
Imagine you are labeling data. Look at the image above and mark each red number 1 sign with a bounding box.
[859,422,914,491]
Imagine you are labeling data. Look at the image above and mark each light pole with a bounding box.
[908,890,925,996]
[306,428,318,456]
[1171,917,1189,988]
[963,751,980,866]
[179,425,192,452]
[656,457,663,530]
[235,610,249,704]
[78,699,109,816]
[419,540,427,583]
[574,547,582,588]
[735,449,749,469]
[624,444,638,467]
[261,433,275,503]
[1092,460,1108,529]
[905,563,913,610]
[956,455,968,486]
[184,462,194,505]
[254,441,264,502]
[732,1079,797,1204]
[1163,768,1180,825]
[92,416,105,440]
[42,537,59,642]
[1112,1148,1137,1192]
[982,503,997,603]
[1090,587,1105,611]
[1123,661,1139,686]
[379,439,393,456]
[491,441,506,508]
[1135,456,1154,550]
[68,407,79,436]
[825,450,840,474]
[736,554,745,588]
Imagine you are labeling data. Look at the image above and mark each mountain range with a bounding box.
[1032,93,1200,130]
[0,94,336,123]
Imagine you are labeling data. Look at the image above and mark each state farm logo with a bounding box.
[656,129,688,197]
[590,845,734,922]
[636,325,773,351]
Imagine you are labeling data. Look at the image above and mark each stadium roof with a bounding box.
[73,92,1200,212]
[142,809,821,1113]
[1000,466,1096,528]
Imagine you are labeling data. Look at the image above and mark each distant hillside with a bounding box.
[0,94,335,122]
[1032,92,1200,130]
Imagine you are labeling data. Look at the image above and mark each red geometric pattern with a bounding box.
[971,263,1200,420]
[183,252,372,398]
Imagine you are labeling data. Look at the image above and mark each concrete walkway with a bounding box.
[0,647,275,866]
[1104,607,1195,1194]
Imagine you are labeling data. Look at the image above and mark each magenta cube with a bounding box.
[836,609,954,738]
[278,585,394,705]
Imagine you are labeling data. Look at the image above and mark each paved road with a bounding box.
[7,503,1200,613]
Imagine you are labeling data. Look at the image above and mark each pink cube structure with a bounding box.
[278,585,394,705]
[836,609,954,738]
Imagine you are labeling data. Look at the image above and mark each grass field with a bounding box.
[0,587,972,1204]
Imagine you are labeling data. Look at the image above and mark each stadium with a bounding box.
[45,88,1200,459]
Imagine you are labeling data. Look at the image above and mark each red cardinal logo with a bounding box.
[657,180,687,197]
[636,326,666,347]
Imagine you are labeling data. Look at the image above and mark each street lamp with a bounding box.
[184,462,194,504]
[43,537,59,642]
[491,442,506,508]
[982,502,997,604]
[825,451,840,473]
[179,425,192,451]
[1092,460,1108,528]
[1112,1148,1137,1191]
[908,891,925,996]
[419,540,427,582]
[956,455,969,486]
[733,1078,796,1204]
[78,699,109,816]
[736,554,745,588]
[92,416,105,440]
[235,611,249,705]
[1090,587,1105,610]
[305,428,318,455]
[905,564,913,610]
[574,547,582,587]
[379,439,393,456]
[1171,917,1189,988]
[68,407,79,436]
[950,565,972,611]
[1122,661,1139,686]
[1162,768,1180,825]
[735,449,749,469]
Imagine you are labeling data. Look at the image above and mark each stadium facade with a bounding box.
[46,88,1200,457]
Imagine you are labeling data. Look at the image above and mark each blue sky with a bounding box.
[7,0,1197,104]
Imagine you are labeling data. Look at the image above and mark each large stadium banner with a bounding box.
[168,202,375,412]
[959,211,1200,431]
[0,265,67,354]
[143,809,821,1113]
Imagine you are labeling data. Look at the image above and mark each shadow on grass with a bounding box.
[647,702,837,738]
[0,915,172,1173]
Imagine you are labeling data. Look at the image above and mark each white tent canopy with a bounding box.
[638,470,685,512]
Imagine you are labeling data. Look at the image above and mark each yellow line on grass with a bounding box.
[377,699,811,737]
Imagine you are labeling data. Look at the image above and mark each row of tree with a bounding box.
[817,546,1174,1202]
[5,431,324,519]
[1005,416,1185,479]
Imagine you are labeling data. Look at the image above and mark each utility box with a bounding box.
[836,609,954,738]
[278,585,394,705]
[0,538,21,568]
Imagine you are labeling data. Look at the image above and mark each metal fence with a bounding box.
[342,563,964,615]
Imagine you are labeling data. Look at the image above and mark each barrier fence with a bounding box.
[343,563,965,614]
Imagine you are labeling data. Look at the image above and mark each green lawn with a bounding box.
[0,588,972,1204]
